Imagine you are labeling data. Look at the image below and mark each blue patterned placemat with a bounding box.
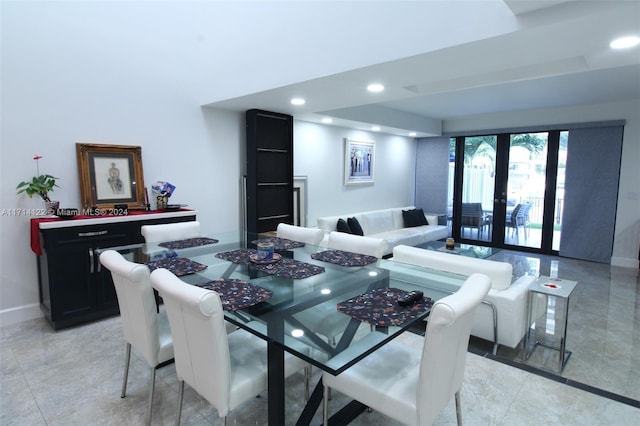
[253,257,325,279]
[311,249,377,267]
[250,237,305,250]
[158,237,219,249]
[215,249,325,279]
[337,287,433,327]
[196,278,272,311]
[146,257,207,276]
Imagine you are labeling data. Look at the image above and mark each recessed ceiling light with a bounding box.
[367,83,384,93]
[610,35,640,49]
[321,117,333,124]
[409,132,417,137]
[290,98,305,105]
[371,126,381,131]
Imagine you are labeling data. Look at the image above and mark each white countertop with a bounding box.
[38,210,197,229]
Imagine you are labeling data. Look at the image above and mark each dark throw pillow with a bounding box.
[347,217,364,236]
[336,218,351,234]
[403,208,428,227]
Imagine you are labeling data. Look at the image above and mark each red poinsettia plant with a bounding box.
[16,155,59,202]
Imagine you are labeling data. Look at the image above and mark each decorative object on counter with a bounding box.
[16,154,60,214]
[152,181,179,210]
[76,143,146,211]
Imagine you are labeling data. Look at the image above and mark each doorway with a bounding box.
[449,131,567,254]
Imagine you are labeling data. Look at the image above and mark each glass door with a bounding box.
[450,131,566,254]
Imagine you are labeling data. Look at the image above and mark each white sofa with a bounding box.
[316,206,448,256]
[391,245,540,351]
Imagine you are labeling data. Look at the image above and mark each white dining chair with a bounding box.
[327,231,388,258]
[150,268,310,425]
[99,250,174,426]
[322,273,491,426]
[276,223,325,246]
[140,221,201,243]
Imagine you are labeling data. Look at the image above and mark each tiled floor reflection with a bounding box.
[1,250,639,425]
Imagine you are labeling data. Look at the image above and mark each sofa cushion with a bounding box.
[348,217,364,236]
[361,210,396,235]
[402,208,428,227]
[336,218,351,234]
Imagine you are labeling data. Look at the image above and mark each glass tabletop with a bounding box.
[415,239,498,259]
[100,231,468,375]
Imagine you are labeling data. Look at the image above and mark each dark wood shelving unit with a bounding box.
[246,109,294,234]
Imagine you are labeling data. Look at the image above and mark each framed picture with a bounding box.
[344,138,375,185]
[76,143,146,210]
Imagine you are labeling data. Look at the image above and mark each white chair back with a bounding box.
[99,250,166,367]
[276,223,324,245]
[150,268,234,416]
[417,273,491,425]
[141,221,201,243]
[327,231,388,258]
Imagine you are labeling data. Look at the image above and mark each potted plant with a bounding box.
[16,155,60,214]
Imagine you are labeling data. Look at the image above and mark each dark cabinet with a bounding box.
[246,109,294,234]
[37,213,196,330]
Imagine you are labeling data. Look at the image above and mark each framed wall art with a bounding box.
[76,143,146,210]
[344,138,375,185]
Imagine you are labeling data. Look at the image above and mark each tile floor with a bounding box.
[1,250,639,425]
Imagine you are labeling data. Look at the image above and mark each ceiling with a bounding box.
[205,0,640,137]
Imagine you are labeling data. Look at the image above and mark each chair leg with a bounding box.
[455,391,462,426]
[121,343,131,398]
[146,366,156,426]
[176,380,184,426]
[322,382,330,426]
[304,366,310,401]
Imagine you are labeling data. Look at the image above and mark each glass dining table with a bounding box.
[100,231,467,426]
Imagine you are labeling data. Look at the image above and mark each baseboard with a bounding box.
[610,256,639,269]
[0,303,43,328]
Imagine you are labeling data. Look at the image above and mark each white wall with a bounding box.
[443,99,640,268]
[294,121,417,226]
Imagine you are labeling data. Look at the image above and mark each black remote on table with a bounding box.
[398,290,424,306]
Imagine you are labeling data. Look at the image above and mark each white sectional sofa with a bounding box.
[391,245,540,351]
[316,206,448,256]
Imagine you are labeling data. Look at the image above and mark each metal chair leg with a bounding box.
[176,380,184,426]
[455,390,462,426]
[322,382,329,426]
[304,366,310,401]
[146,366,156,426]
[121,343,131,398]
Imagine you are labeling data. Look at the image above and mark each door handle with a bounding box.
[89,249,94,274]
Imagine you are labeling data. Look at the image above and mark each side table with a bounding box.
[524,276,578,372]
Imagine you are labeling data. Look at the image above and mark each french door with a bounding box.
[449,131,567,253]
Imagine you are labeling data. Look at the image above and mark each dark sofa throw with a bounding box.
[402,208,428,227]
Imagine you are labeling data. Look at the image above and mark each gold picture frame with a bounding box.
[76,143,146,210]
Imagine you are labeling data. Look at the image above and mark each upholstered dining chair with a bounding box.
[322,273,491,426]
[99,250,174,426]
[276,223,325,246]
[140,220,201,243]
[150,268,311,425]
[326,231,389,258]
